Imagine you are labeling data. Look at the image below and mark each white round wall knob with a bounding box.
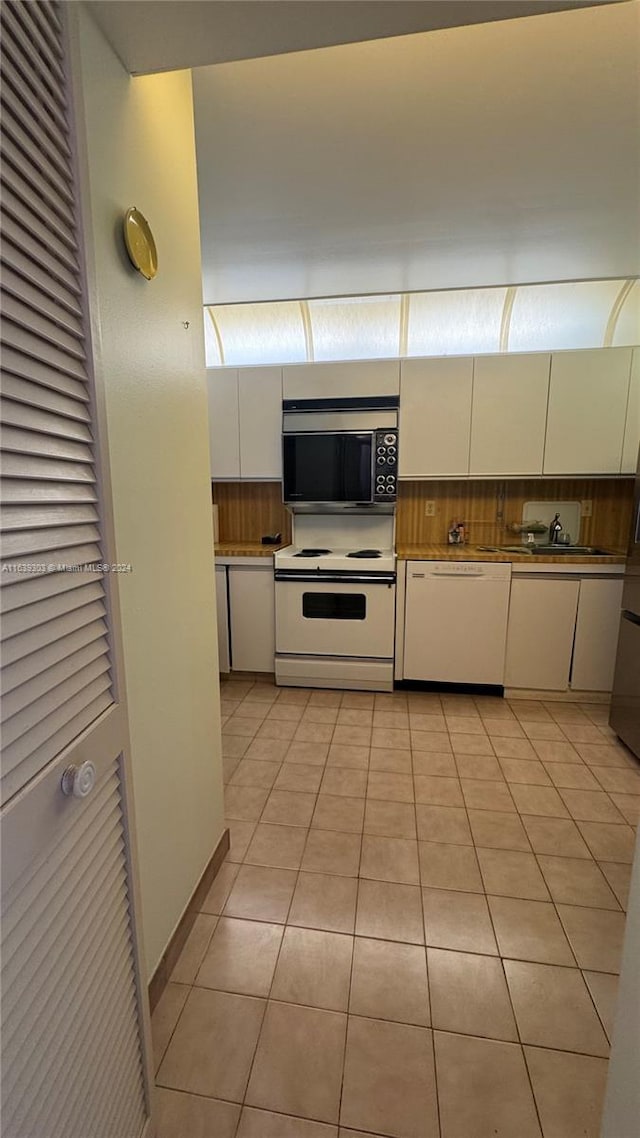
[61,761,97,798]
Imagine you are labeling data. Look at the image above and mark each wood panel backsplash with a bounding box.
[396,478,635,551]
[212,482,292,544]
[214,478,634,552]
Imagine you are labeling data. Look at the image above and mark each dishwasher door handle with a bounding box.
[427,571,486,578]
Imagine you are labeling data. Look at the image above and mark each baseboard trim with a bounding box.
[148,826,230,1013]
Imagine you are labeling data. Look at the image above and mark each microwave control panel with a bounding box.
[374,429,399,500]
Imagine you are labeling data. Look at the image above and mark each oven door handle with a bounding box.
[274,570,396,585]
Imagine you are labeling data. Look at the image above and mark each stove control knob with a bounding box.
[386,474,394,482]
[387,445,396,455]
[376,456,386,465]
[384,433,397,445]
[385,484,395,494]
[377,445,386,455]
[386,455,396,465]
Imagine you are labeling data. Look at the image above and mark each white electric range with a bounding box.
[274,515,397,691]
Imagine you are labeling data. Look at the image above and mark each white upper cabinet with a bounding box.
[399,357,472,478]
[543,348,633,475]
[208,367,282,479]
[621,347,640,474]
[470,354,550,476]
[282,359,400,400]
[238,367,283,478]
[208,368,240,478]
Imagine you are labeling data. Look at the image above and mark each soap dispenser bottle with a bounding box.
[549,513,563,544]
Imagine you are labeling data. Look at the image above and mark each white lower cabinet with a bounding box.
[228,564,275,672]
[215,565,230,673]
[571,577,624,691]
[504,577,580,691]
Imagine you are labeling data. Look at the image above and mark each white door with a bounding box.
[621,348,640,475]
[229,564,276,671]
[572,577,624,692]
[238,366,282,478]
[505,577,580,690]
[399,357,472,477]
[543,348,633,475]
[207,368,240,478]
[470,353,550,476]
[1,3,152,1135]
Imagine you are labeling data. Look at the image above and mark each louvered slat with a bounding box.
[1,425,92,461]
[2,522,100,558]
[1,315,87,379]
[1,619,108,692]
[1,225,81,302]
[0,478,97,504]
[6,0,65,77]
[1,758,146,1137]
[2,655,111,747]
[1,399,91,440]
[0,566,102,611]
[2,291,85,356]
[2,262,84,333]
[1,599,106,666]
[3,672,112,771]
[1,450,94,481]
[1,578,104,639]
[0,543,103,583]
[2,637,109,721]
[2,502,97,530]
[2,152,77,250]
[0,39,67,133]
[2,375,89,422]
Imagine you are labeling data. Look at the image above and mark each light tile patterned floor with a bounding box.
[153,680,640,1138]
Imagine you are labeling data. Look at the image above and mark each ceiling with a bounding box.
[192,2,640,304]
[87,0,621,74]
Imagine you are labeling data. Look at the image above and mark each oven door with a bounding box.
[275,571,396,658]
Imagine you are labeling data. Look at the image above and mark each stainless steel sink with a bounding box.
[477,544,614,556]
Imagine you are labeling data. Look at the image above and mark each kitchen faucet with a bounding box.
[549,513,563,544]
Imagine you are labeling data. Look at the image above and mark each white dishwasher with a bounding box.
[403,561,512,685]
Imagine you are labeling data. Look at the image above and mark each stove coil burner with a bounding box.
[347,549,381,558]
[294,548,332,557]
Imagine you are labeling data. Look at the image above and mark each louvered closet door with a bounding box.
[1,3,153,1136]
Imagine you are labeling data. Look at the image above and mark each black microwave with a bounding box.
[282,397,399,506]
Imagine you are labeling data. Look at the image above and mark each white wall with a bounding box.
[70,5,225,976]
[601,825,640,1138]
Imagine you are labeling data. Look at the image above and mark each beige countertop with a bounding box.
[396,543,626,565]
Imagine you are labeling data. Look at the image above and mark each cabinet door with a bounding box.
[239,367,282,478]
[215,566,230,673]
[571,578,624,692]
[228,565,275,672]
[399,357,472,477]
[543,348,633,475]
[207,369,240,478]
[470,354,550,475]
[621,348,640,474]
[505,577,579,691]
[283,360,400,400]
